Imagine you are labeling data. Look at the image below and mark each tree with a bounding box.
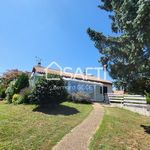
[29,74,68,106]
[87,0,150,94]
[1,69,23,88]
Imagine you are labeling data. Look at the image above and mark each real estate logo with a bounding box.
[45,61,107,81]
[45,61,63,81]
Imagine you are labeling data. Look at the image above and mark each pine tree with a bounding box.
[87,0,150,94]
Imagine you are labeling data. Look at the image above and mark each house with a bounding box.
[31,65,112,102]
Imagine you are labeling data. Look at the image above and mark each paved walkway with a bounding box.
[53,103,104,150]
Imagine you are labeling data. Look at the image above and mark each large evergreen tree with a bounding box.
[87,0,150,94]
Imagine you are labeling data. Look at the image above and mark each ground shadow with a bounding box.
[33,104,80,116]
[141,125,150,134]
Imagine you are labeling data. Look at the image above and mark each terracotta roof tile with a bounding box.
[34,66,112,85]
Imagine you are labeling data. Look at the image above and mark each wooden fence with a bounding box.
[107,93,147,107]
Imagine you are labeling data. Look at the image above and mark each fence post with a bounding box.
[123,94,124,106]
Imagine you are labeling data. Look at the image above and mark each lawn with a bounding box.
[0,101,92,150]
[90,107,150,150]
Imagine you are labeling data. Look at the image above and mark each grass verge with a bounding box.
[90,107,150,150]
[0,101,92,150]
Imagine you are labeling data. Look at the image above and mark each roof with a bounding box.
[33,66,112,85]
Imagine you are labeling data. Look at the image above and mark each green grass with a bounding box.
[0,101,92,150]
[90,107,150,150]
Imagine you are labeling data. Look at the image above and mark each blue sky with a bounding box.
[0,0,114,81]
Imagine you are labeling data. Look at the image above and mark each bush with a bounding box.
[12,94,23,104]
[5,80,16,103]
[5,73,29,104]
[15,73,29,93]
[146,93,150,104]
[0,88,6,98]
[29,75,68,106]
[69,92,92,104]
[19,87,32,104]
[0,78,6,99]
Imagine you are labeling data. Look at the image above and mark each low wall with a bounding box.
[111,103,150,116]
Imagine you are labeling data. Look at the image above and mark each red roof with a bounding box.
[33,66,112,85]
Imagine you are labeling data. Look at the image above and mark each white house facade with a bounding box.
[31,66,112,102]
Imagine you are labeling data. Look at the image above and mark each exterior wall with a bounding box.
[106,84,113,93]
[31,73,112,102]
[94,85,103,102]
[64,78,106,102]
[107,85,112,93]
[65,79,95,101]
[103,84,113,102]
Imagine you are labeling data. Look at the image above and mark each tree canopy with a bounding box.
[87,0,150,94]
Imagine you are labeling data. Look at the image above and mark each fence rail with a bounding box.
[107,93,147,107]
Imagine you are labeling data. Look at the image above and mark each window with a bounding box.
[100,87,102,94]
[103,86,108,94]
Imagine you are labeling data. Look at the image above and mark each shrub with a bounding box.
[19,87,32,104]
[146,93,150,104]
[69,92,92,104]
[0,88,6,98]
[5,80,16,103]
[29,75,68,106]
[4,73,29,104]
[0,78,6,99]
[12,94,22,104]
[15,73,29,93]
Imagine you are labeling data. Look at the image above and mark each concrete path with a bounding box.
[53,103,104,150]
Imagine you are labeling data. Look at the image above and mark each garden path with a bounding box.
[53,103,104,150]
